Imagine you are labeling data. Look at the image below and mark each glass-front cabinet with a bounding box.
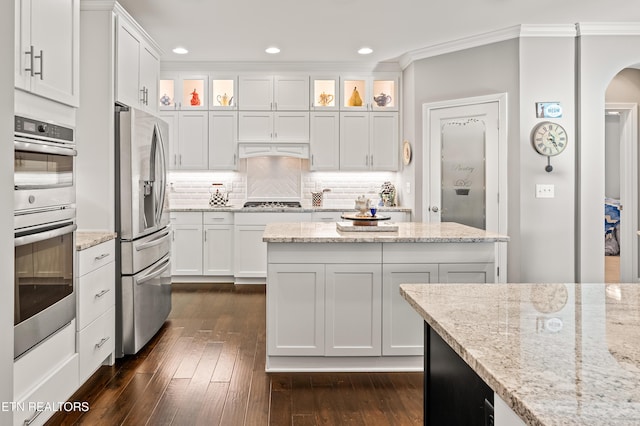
[210,75,237,109]
[159,73,208,110]
[311,76,339,111]
[341,74,399,111]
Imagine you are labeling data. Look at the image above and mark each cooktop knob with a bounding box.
[38,124,47,133]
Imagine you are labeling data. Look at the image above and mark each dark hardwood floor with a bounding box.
[47,283,422,425]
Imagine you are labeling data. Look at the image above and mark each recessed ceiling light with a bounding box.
[172,47,188,55]
[358,47,373,55]
[265,46,280,54]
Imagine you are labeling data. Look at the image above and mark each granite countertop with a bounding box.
[76,231,117,251]
[400,282,640,425]
[168,202,412,214]
[262,221,509,243]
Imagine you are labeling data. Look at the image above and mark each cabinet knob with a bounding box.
[431,206,439,213]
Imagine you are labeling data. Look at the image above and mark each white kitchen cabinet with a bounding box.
[160,111,209,170]
[234,225,267,278]
[116,15,160,112]
[159,73,208,111]
[203,212,234,276]
[238,74,309,110]
[238,111,309,143]
[310,112,340,170]
[76,239,116,382]
[208,111,238,170]
[310,75,339,111]
[209,74,237,110]
[340,111,398,171]
[382,264,437,356]
[438,263,495,283]
[170,212,203,275]
[325,264,382,357]
[340,74,399,111]
[267,263,325,356]
[14,0,79,106]
[234,212,308,282]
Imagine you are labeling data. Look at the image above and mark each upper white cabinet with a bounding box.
[311,75,339,111]
[15,0,80,106]
[310,112,340,170]
[340,111,398,171]
[209,75,237,110]
[341,74,399,111]
[160,111,209,170]
[238,111,309,143]
[208,111,238,170]
[238,75,309,110]
[116,14,160,112]
[159,73,208,111]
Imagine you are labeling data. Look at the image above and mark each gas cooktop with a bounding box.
[243,201,302,209]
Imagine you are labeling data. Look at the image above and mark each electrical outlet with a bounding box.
[536,184,555,198]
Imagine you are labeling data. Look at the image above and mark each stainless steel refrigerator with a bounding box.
[115,104,172,357]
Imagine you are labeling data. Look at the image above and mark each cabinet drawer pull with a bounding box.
[95,289,110,298]
[23,409,43,426]
[95,336,110,349]
[94,253,110,261]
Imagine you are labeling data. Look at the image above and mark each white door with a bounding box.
[423,94,507,281]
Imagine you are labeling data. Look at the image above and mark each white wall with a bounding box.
[518,35,576,283]
[1,1,14,421]
[407,39,524,281]
[577,26,640,282]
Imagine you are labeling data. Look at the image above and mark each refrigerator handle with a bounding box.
[135,257,171,286]
[134,227,171,251]
[153,123,168,226]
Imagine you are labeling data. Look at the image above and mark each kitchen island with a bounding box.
[263,221,508,372]
[400,282,640,425]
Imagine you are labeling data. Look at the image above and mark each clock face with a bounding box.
[532,121,567,156]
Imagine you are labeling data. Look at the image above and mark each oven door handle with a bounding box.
[15,182,73,190]
[135,228,171,251]
[135,257,171,286]
[14,139,77,156]
[14,223,77,247]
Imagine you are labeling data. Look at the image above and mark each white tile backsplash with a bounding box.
[167,159,400,207]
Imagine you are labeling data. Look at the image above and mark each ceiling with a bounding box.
[116,0,640,65]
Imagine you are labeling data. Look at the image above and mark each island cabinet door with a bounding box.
[325,264,382,356]
[438,263,495,283]
[267,264,325,356]
[382,264,438,356]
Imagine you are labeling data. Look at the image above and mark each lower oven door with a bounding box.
[14,218,76,358]
[121,254,171,355]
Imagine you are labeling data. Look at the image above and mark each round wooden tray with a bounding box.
[340,213,390,226]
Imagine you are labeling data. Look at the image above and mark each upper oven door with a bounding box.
[14,137,77,212]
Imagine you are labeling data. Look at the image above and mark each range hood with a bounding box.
[238,143,309,159]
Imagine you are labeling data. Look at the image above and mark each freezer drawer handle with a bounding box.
[95,289,110,298]
[136,257,171,286]
[135,228,171,251]
[95,336,110,349]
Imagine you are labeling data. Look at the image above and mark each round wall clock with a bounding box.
[402,140,412,165]
[531,121,567,172]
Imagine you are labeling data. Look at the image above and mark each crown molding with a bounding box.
[576,22,640,36]
[160,61,402,73]
[399,24,577,69]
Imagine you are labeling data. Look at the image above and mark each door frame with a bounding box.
[422,93,508,281]
[605,102,638,282]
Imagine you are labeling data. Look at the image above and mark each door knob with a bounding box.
[431,206,439,212]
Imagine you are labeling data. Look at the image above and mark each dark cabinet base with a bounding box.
[425,323,494,425]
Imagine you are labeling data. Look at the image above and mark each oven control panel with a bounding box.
[15,115,74,143]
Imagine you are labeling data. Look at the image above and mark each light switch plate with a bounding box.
[536,184,555,198]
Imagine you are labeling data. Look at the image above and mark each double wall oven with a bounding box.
[13,115,77,359]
